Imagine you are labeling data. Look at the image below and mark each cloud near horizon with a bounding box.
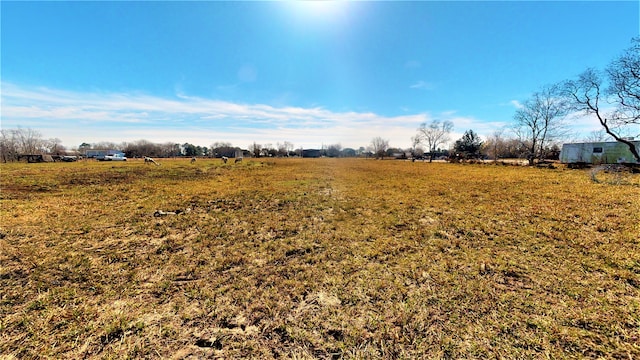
[2,82,512,149]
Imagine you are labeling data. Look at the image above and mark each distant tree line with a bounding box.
[0,131,374,162]
[406,122,562,163]
[0,125,558,164]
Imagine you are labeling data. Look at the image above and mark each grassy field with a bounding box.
[1,158,639,359]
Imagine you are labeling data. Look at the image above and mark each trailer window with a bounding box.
[593,147,603,153]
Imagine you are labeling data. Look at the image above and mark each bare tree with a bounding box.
[161,143,181,158]
[370,137,389,159]
[583,129,610,143]
[123,139,164,158]
[0,129,19,162]
[0,128,49,161]
[284,141,294,156]
[45,138,65,155]
[211,141,237,158]
[416,120,453,162]
[562,38,640,162]
[92,141,123,151]
[410,135,421,158]
[249,142,262,158]
[607,37,640,126]
[514,84,569,165]
[564,68,640,162]
[326,143,342,158]
[484,129,506,161]
[276,141,295,157]
[16,128,46,154]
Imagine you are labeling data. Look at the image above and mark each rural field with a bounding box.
[1,158,639,359]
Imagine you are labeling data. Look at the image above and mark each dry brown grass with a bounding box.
[1,158,639,359]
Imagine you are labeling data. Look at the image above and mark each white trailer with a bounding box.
[560,140,640,167]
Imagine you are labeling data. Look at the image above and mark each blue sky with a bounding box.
[2,1,639,150]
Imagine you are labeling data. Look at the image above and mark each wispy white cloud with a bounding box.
[509,100,524,109]
[0,82,507,149]
[409,80,434,90]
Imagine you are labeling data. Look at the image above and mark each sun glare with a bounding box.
[296,1,339,14]
[287,1,350,27]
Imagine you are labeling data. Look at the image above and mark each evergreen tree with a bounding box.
[453,130,483,159]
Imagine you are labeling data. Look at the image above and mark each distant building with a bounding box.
[302,149,322,158]
[392,152,412,159]
[560,140,639,166]
[85,149,124,159]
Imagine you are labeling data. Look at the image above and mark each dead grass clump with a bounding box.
[589,164,638,185]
